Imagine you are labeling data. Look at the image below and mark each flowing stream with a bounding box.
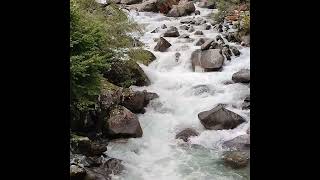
[106,3,250,180]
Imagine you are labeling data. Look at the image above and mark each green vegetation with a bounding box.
[212,0,250,23]
[70,0,151,121]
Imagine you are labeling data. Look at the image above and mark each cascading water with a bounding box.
[106,4,250,180]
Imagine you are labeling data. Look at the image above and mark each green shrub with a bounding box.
[70,0,143,117]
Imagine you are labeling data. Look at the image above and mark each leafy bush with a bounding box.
[70,0,142,118]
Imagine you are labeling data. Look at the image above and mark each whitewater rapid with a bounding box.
[106,4,250,180]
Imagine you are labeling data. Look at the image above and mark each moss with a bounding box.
[128,48,156,66]
[101,78,121,91]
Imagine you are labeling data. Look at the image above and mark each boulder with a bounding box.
[188,26,195,32]
[166,2,195,17]
[157,0,180,14]
[154,37,172,52]
[163,26,180,37]
[222,46,232,60]
[70,165,86,180]
[195,38,206,46]
[176,128,199,142]
[200,39,214,50]
[151,27,160,33]
[105,106,143,138]
[121,90,159,114]
[195,10,200,15]
[180,25,189,30]
[194,30,203,35]
[242,96,250,110]
[120,0,142,5]
[204,24,211,30]
[223,151,250,169]
[198,0,216,9]
[198,104,246,130]
[179,34,190,38]
[180,17,194,24]
[70,135,108,156]
[232,69,250,83]
[85,158,124,180]
[191,49,224,72]
[103,60,150,88]
[222,134,250,151]
[99,80,123,112]
[230,46,241,56]
[138,0,158,12]
[161,24,167,29]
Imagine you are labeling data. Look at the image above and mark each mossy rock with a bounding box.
[128,48,156,65]
[103,59,151,88]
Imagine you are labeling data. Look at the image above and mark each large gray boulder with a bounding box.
[104,106,143,138]
[191,49,224,72]
[154,37,172,52]
[198,104,246,130]
[232,69,250,83]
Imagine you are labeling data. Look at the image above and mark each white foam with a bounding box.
[106,3,250,180]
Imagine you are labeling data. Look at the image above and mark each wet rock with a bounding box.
[167,2,196,17]
[198,0,216,9]
[121,90,159,114]
[120,0,142,5]
[222,46,232,60]
[194,17,206,25]
[138,0,158,12]
[191,85,211,95]
[232,69,250,83]
[195,38,206,46]
[157,0,181,14]
[223,151,250,169]
[179,34,190,38]
[222,134,250,151]
[175,52,181,61]
[180,25,189,30]
[194,30,203,35]
[230,46,241,56]
[204,24,211,30]
[216,35,225,44]
[161,24,167,29]
[84,156,104,167]
[70,164,86,180]
[198,104,246,130]
[103,60,150,88]
[201,39,215,50]
[176,128,199,142]
[242,96,250,110]
[188,26,195,32]
[104,106,143,138]
[154,37,172,52]
[151,27,160,33]
[195,10,200,15]
[71,135,108,156]
[180,17,194,24]
[85,158,124,180]
[163,26,180,37]
[191,49,224,72]
[226,32,239,42]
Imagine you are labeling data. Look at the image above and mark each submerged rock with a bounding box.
[176,128,199,142]
[198,104,246,130]
[223,151,250,169]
